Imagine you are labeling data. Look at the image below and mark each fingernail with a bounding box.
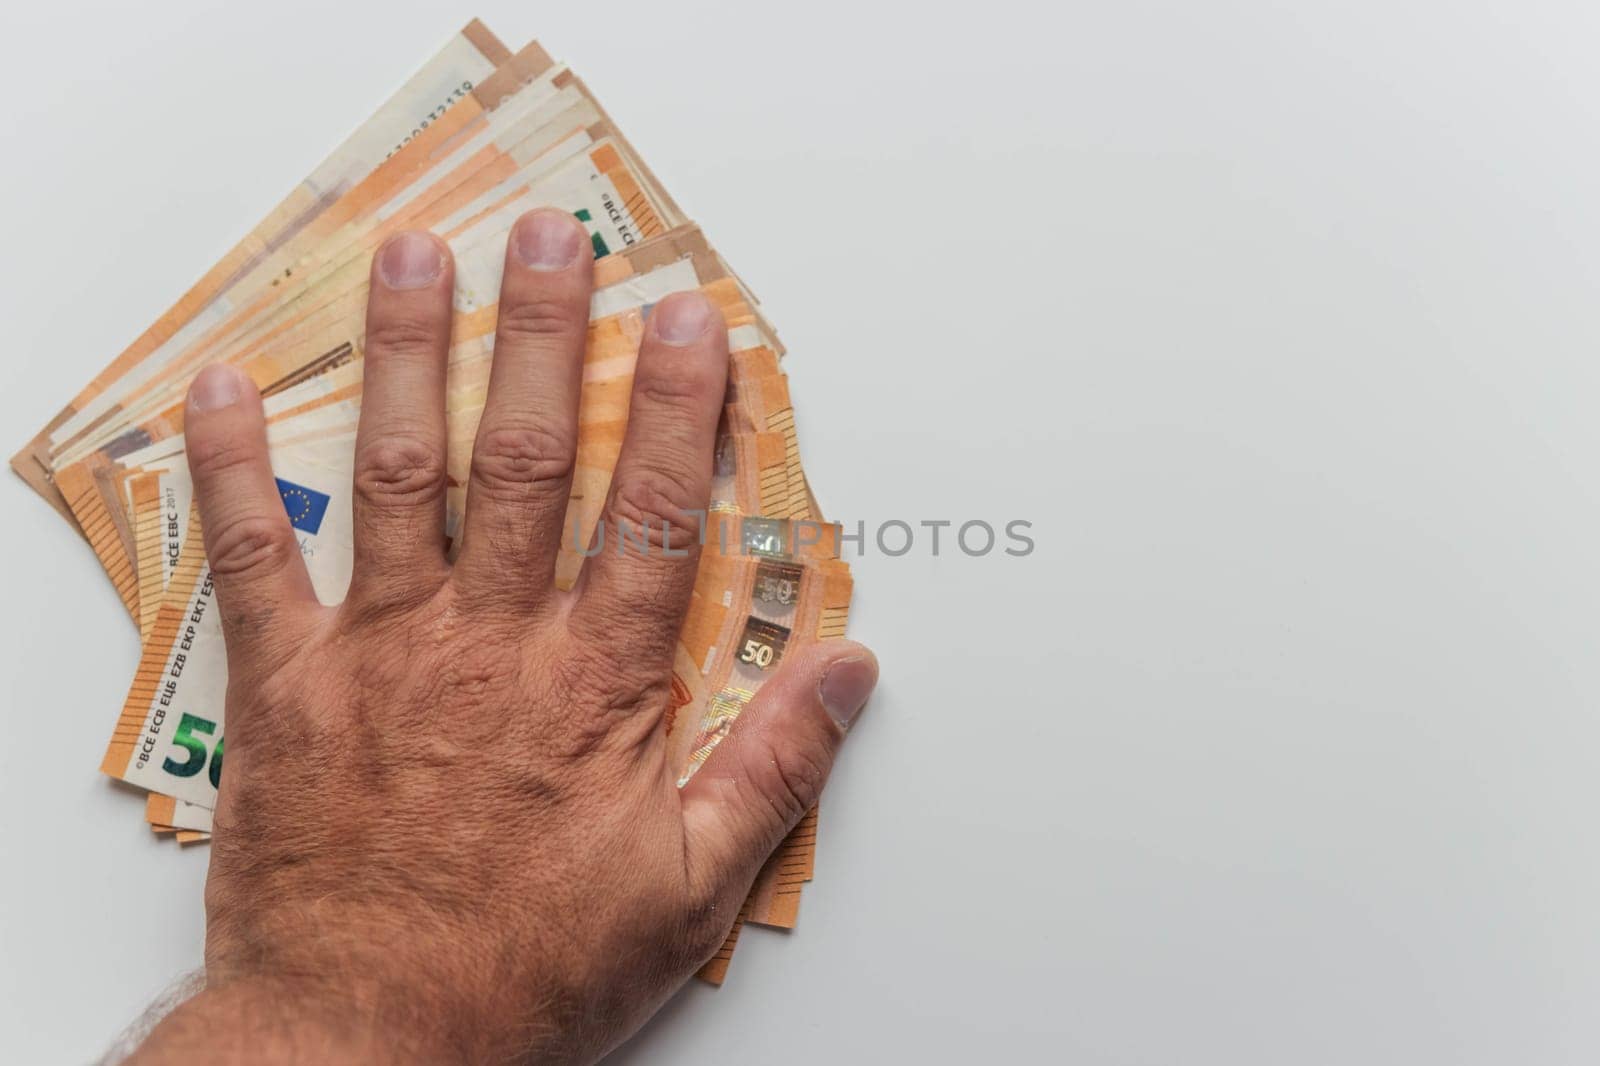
[188,364,246,412]
[378,231,445,289]
[819,655,878,729]
[511,210,584,270]
[651,292,712,346]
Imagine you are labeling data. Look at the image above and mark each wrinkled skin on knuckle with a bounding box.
[207,513,297,581]
[471,423,576,499]
[769,744,828,826]
[743,728,830,832]
[355,435,446,505]
[605,466,705,552]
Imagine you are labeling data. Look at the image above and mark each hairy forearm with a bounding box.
[126,976,450,1065]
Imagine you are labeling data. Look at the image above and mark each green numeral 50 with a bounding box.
[162,713,225,790]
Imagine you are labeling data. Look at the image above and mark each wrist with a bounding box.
[127,971,459,1065]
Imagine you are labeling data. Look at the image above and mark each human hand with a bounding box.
[129,211,877,1064]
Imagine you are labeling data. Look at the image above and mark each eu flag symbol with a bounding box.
[275,478,331,534]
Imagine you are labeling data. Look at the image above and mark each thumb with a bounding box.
[680,639,878,893]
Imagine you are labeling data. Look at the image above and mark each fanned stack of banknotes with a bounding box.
[10,21,852,985]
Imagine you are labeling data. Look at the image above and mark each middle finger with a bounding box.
[453,209,593,612]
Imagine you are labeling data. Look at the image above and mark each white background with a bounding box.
[4,1,1600,1061]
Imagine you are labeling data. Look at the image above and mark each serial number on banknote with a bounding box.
[385,81,474,160]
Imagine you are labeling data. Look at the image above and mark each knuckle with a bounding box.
[495,297,585,346]
[187,435,259,484]
[365,318,445,360]
[606,467,705,548]
[760,738,829,828]
[356,436,445,504]
[207,513,296,579]
[470,424,576,495]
